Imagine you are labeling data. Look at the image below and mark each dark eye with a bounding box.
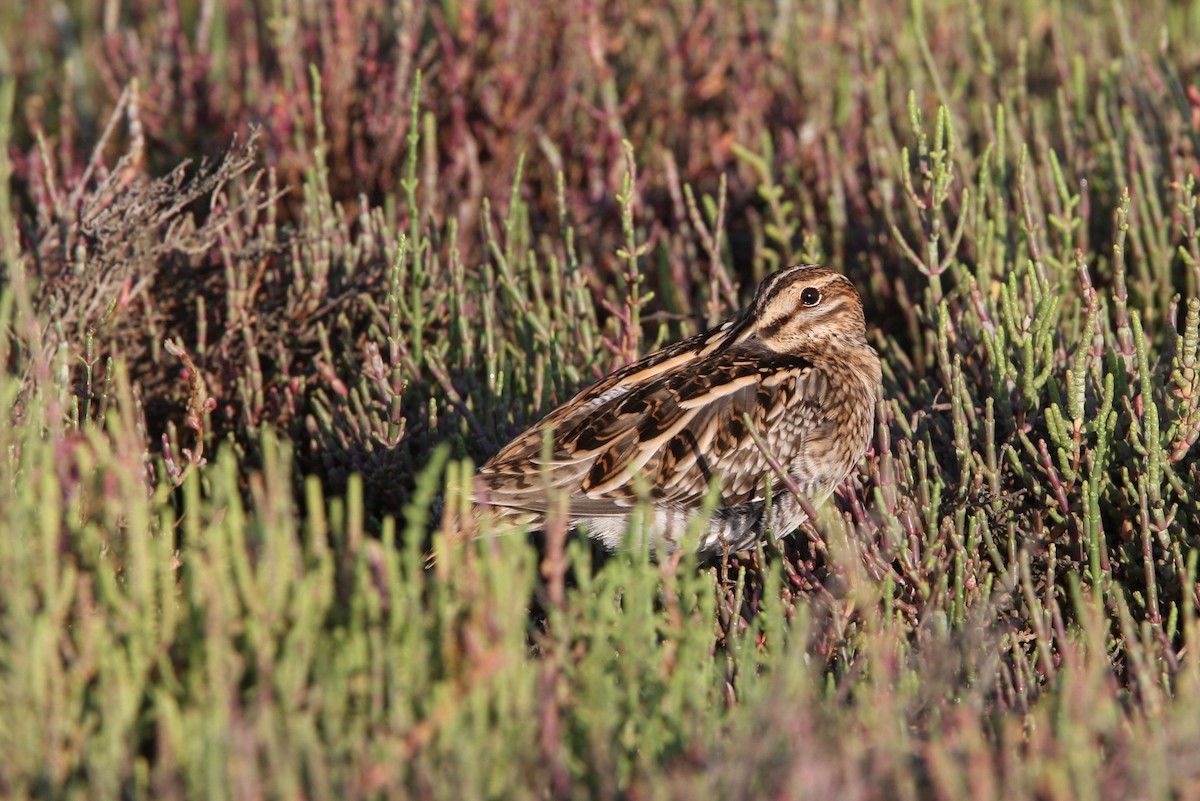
[800,288,821,306]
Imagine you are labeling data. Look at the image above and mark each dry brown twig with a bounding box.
[162,337,217,486]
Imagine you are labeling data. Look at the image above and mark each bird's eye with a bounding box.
[800,288,821,306]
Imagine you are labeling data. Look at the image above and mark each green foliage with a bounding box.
[3,0,1200,798]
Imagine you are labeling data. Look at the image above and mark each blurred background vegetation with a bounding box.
[2,0,1200,798]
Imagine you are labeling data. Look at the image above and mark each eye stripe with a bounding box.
[752,265,864,319]
[756,264,816,309]
[758,314,791,340]
[758,296,854,343]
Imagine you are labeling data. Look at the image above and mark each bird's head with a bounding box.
[750,264,868,351]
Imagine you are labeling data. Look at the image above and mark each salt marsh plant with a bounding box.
[2,0,1200,798]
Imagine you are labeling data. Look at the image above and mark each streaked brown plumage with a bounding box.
[476,264,881,553]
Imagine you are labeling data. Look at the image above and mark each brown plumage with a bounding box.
[476,264,882,553]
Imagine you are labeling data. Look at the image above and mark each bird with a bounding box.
[475,264,881,555]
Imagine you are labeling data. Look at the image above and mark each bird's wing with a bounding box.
[477,339,831,516]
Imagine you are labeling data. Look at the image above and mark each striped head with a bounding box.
[750,264,868,351]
